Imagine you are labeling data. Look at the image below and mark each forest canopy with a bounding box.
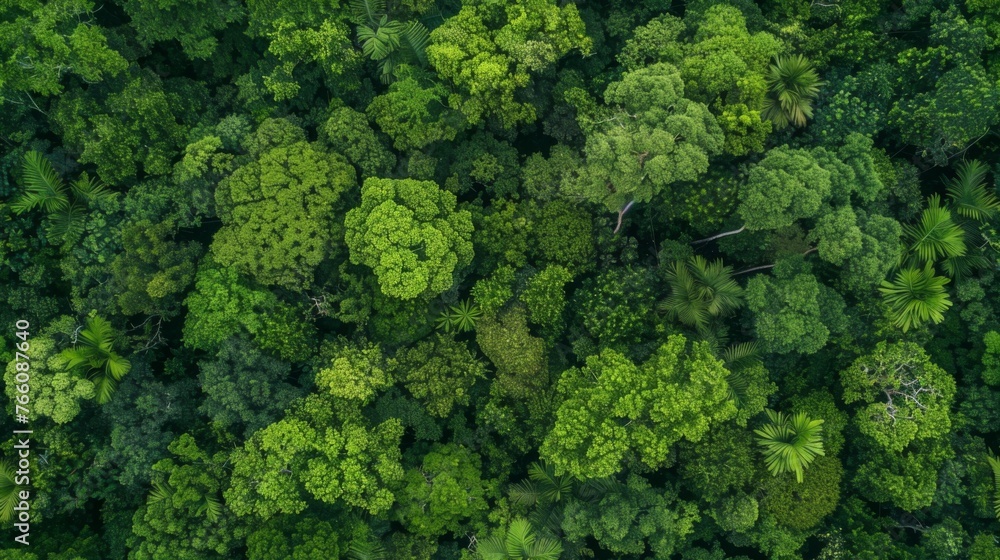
[2,0,1000,559]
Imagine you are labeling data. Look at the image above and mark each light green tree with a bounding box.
[568,63,724,212]
[540,335,736,479]
[345,177,474,300]
[427,0,591,127]
[213,136,355,289]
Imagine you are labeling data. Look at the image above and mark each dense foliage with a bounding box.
[2,0,1000,558]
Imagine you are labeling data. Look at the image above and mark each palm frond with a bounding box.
[199,495,223,522]
[45,203,86,244]
[721,341,761,370]
[436,299,483,333]
[11,151,69,215]
[399,21,430,66]
[762,55,825,129]
[70,172,113,204]
[508,480,542,507]
[661,256,743,332]
[879,264,952,332]
[506,518,535,557]
[89,373,120,405]
[754,409,825,483]
[904,194,966,264]
[148,480,174,504]
[350,0,386,25]
[348,539,386,560]
[946,160,998,222]
[0,460,20,523]
[527,461,574,503]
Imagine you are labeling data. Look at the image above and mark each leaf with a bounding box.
[399,21,430,66]
[904,194,966,264]
[199,495,223,522]
[0,460,20,523]
[946,160,998,222]
[148,480,174,504]
[879,264,952,332]
[754,409,825,483]
[350,0,386,26]
[11,151,69,215]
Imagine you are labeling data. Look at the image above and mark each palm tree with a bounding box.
[946,160,1000,223]
[436,299,483,333]
[904,194,967,266]
[761,55,825,129]
[476,518,563,560]
[148,478,223,522]
[351,0,430,83]
[879,264,952,333]
[659,256,744,333]
[754,409,825,483]
[60,316,131,404]
[11,151,114,244]
[0,459,23,523]
[721,341,761,407]
[987,450,1000,521]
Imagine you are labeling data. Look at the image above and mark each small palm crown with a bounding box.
[754,409,825,483]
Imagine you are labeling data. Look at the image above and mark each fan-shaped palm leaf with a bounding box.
[761,55,825,129]
[660,256,743,332]
[754,410,825,483]
[946,160,999,222]
[904,194,966,265]
[436,299,483,333]
[879,264,952,332]
[11,151,69,215]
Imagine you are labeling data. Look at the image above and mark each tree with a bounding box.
[393,333,486,418]
[60,315,131,405]
[435,300,483,334]
[754,410,825,483]
[182,261,315,361]
[395,444,491,538]
[129,434,246,559]
[745,257,846,354]
[761,55,825,129]
[0,0,127,97]
[540,335,736,479]
[366,65,465,151]
[841,341,956,453]
[568,63,725,212]
[738,146,831,232]
[315,338,393,405]
[560,474,700,559]
[225,393,404,519]
[879,264,953,333]
[345,177,474,300]
[198,337,303,438]
[110,218,203,318]
[426,0,591,127]
[320,106,395,177]
[213,127,356,289]
[659,256,743,333]
[477,305,548,400]
[121,0,242,60]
